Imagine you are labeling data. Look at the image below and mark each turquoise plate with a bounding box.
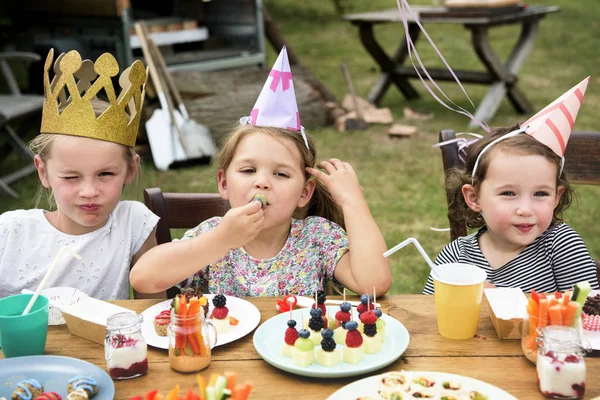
[253,308,410,378]
[0,355,115,399]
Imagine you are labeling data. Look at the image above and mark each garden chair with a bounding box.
[0,52,44,197]
[143,187,342,297]
[438,129,600,282]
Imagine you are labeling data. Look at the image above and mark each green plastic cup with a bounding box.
[0,293,49,358]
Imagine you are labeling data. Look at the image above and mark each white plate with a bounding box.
[327,370,518,400]
[140,294,261,348]
[253,308,409,378]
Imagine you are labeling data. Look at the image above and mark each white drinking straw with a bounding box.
[383,237,442,280]
[22,246,82,315]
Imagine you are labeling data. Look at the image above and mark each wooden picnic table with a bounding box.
[342,5,560,129]
[3,295,599,399]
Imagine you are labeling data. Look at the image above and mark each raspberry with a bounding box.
[212,294,227,308]
[284,327,299,345]
[363,324,377,337]
[309,316,324,331]
[360,311,378,325]
[335,311,351,322]
[358,303,374,314]
[321,337,336,352]
[345,330,363,347]
[564,354,580,363]
[212,306,229,319]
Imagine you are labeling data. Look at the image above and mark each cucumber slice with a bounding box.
[572,281,591,305]
[214,375,227,399]
[222,388,232,399]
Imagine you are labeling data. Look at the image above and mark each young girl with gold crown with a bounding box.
[423,78,600,294]
[0,49,159,300]
[130,47,392,297]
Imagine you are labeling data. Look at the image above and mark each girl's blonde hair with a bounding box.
[217,124,345,228]
[29,99,139,209]
[446,124,573,229]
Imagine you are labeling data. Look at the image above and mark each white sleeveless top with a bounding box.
[0,201,159,300]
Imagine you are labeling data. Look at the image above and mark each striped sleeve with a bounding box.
[550,224,600,291]
[422,239,463,295]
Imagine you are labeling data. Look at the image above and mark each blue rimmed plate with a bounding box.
[0,355,114,399]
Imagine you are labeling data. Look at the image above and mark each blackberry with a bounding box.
[321,337,336,352]
[309,316,324,331]
[363,324,377,337]
[317,290,327,304]
[212,294,226,308]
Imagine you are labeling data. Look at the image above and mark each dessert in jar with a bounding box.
[104,312,148,379]
[536,325,587,399]
[168,294,217,373]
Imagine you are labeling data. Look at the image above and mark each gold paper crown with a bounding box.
[41,49,148,147]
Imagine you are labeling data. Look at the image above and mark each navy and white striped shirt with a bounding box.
[423,223,599,294]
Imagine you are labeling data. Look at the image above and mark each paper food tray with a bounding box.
[485,288,528,339]
[55,294,134,344]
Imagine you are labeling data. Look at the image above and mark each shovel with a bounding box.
[135,22,214,171]
[148,37,217,165]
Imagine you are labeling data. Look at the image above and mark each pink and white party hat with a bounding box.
[471,77,590,178]
[241,46,308,148]
[521,76,590,157]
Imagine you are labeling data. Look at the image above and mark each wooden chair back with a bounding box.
[143,187,228,297]
[438,129,600,281]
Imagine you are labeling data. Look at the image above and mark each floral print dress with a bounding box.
[178,216,349,296]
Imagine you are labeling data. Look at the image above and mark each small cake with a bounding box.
[211,294,230,334]
[360,310,382,354]
[582,293,600,331]
[65,390,87,400]
[153,309,170,336]
[291,329,315,367]
[333,324,348,346]
[34,393,62,400]
[12,379,43,400]
[280,319,299,357]
[307,307,325,345]
[374,309,387,343]
[343,321,364,364]
[67,376,97,399]
[316,329,341,367]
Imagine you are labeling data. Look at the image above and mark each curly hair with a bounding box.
[445,124,573,229]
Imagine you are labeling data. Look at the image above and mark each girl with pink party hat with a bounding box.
[131,47,392,297]
[423,78,599,294]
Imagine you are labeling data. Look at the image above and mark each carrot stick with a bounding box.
[196,375,206,400]
[563,301,579,327]
[224,372,237,392]
[538,298,549,328]
[548,298,558,308]
[528,298,539,318]
[548,305,563,325]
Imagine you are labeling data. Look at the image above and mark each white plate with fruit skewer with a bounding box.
[140,294,261,349]
[253,307,409,378]
[327,370,517,400]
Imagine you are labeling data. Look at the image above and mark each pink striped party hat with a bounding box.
[241,46,308,148]
[521,76,590,157]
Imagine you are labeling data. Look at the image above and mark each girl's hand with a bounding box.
[307,158,364,209]
[218,200,264,249]
[484,281,497,288]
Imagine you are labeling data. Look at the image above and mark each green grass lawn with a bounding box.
[1,0,599,294]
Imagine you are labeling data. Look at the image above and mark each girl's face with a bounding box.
[462,149,564,250]
[34,135,138,235]
[217,132,315,229]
